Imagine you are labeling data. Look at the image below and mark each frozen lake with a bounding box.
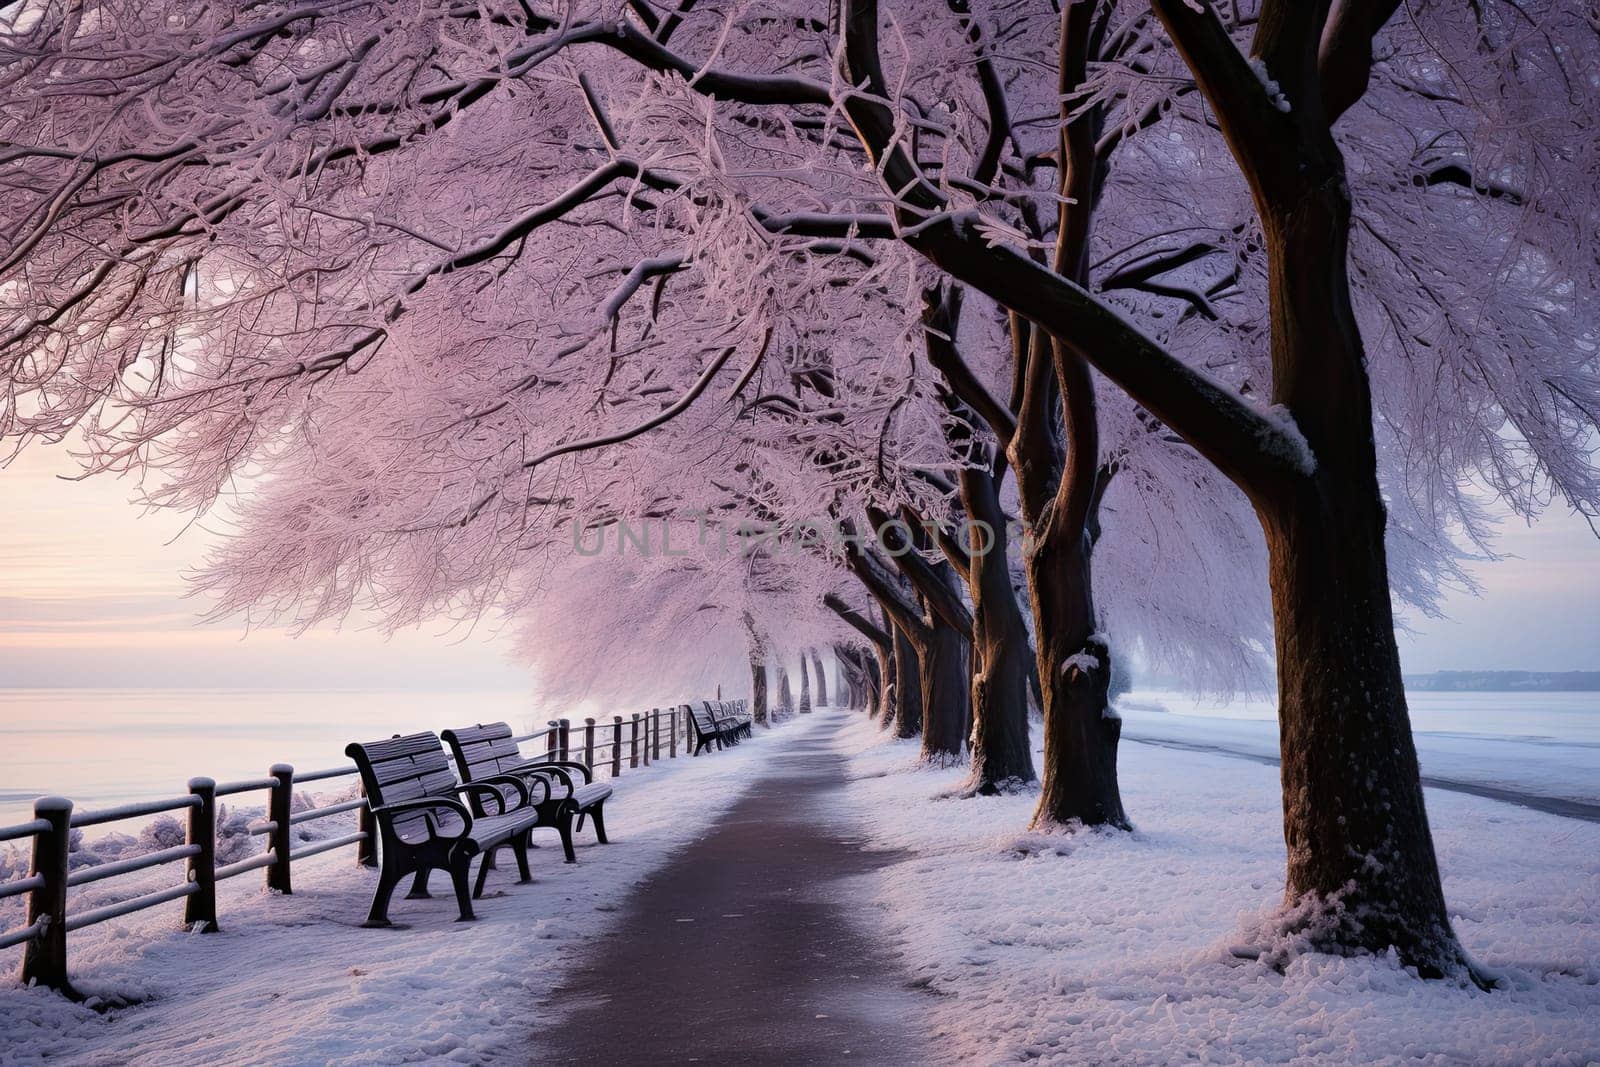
[0,688,541,827]
[1118,689,1600,808]
[1,687,1596,828]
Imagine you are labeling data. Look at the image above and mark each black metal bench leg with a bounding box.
[590,803,608,844]
[364,866,403,927]
[472,852,493,899]
[575,811,587,833]
[406,867,431,899]
[451,856,477,921]
[512,835,533,883]
[557,811,577,863]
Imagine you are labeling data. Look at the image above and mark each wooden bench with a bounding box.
[442,722,614,864]
[687,702,726,755]
[346,732,543,926]
[687,700,753,755]
[718,699,753,739]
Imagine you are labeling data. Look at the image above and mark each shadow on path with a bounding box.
[533,710,927,1065]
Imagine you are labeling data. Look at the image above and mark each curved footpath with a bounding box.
[531,709,928,1065]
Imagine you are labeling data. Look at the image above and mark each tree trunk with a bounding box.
[890,622,922,739]
[832,644,860,708]
[1009,320,1128,829]
[745,613,769,726]
[1026,531,1127,830]
[916,616,970,763]
[750,654,769,726]
[865,644,887,717]
[958,466,1037,792]
[777,667,795,718]
[798,656,812,713]
[1255,176,1468,977]
[811,649,828,707]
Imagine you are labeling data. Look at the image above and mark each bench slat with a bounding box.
[359,733,445,762]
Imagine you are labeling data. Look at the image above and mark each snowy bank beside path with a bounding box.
[0,714,826,1066]
[826,714,1600,1065]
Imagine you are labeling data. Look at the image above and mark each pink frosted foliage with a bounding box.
[0,1,1593,701]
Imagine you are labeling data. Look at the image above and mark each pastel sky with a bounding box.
[0,444,529,690]
[1,442,1596,689]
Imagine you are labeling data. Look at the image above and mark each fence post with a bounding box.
[630,713,641,769]
[545,721,558,760]
[183,777,219,932]
[652,709,661,761]
[267,764,294,894]
[611,716,624,777]
[669,708,678,758]
[558,718,571,762]
[357,782,377,867]
[583,718,596,771]
[20,796,71,992]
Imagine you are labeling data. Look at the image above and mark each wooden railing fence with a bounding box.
[1,702,724,992]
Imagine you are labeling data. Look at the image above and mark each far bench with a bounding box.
[687,700,753,755]
[720,699,753,739]
[346,731,543,926]
[443,722,614,864]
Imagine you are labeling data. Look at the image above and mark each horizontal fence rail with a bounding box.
[0,699,742,993]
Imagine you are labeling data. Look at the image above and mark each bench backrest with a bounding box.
[345,732,461,840]
[441,722,532,814]
[689,702,721,737]
[442,721,532,777]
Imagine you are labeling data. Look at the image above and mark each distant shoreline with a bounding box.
[1402,670,1600,693]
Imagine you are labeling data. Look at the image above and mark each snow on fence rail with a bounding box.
[1,702,725,993]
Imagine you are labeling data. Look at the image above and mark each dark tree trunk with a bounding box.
[1014,3,1127,830]
[745,613,769,726]
[1256,176,1463,976]
[890,622,922,739]
[916,616,970,763]
[866,643,887,718]
[1025,526,1127,830]
[1016,327,1127,830]
[811,649,829,707]
[1266,465,1459,972]
[798,656,812,713]
[777,667,795,718]
[831,0,1465,977]
[957,465,1037,792]
[750,657,769,726]
[1147,0,1472,978]
[921,289,1037,792]
[832,644,860,708]
[823,597,892,719]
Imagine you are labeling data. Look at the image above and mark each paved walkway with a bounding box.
[535,709,927,1065]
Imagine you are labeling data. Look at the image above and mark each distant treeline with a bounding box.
[1403,671,1600,692]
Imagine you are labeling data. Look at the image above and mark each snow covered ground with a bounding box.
[6,701,1596,1065]
[1118,689,1600,808]
[0,713,828,1065]
[826,711,1600,1065]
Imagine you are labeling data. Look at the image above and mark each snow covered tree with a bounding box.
[2,0,1594,980]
